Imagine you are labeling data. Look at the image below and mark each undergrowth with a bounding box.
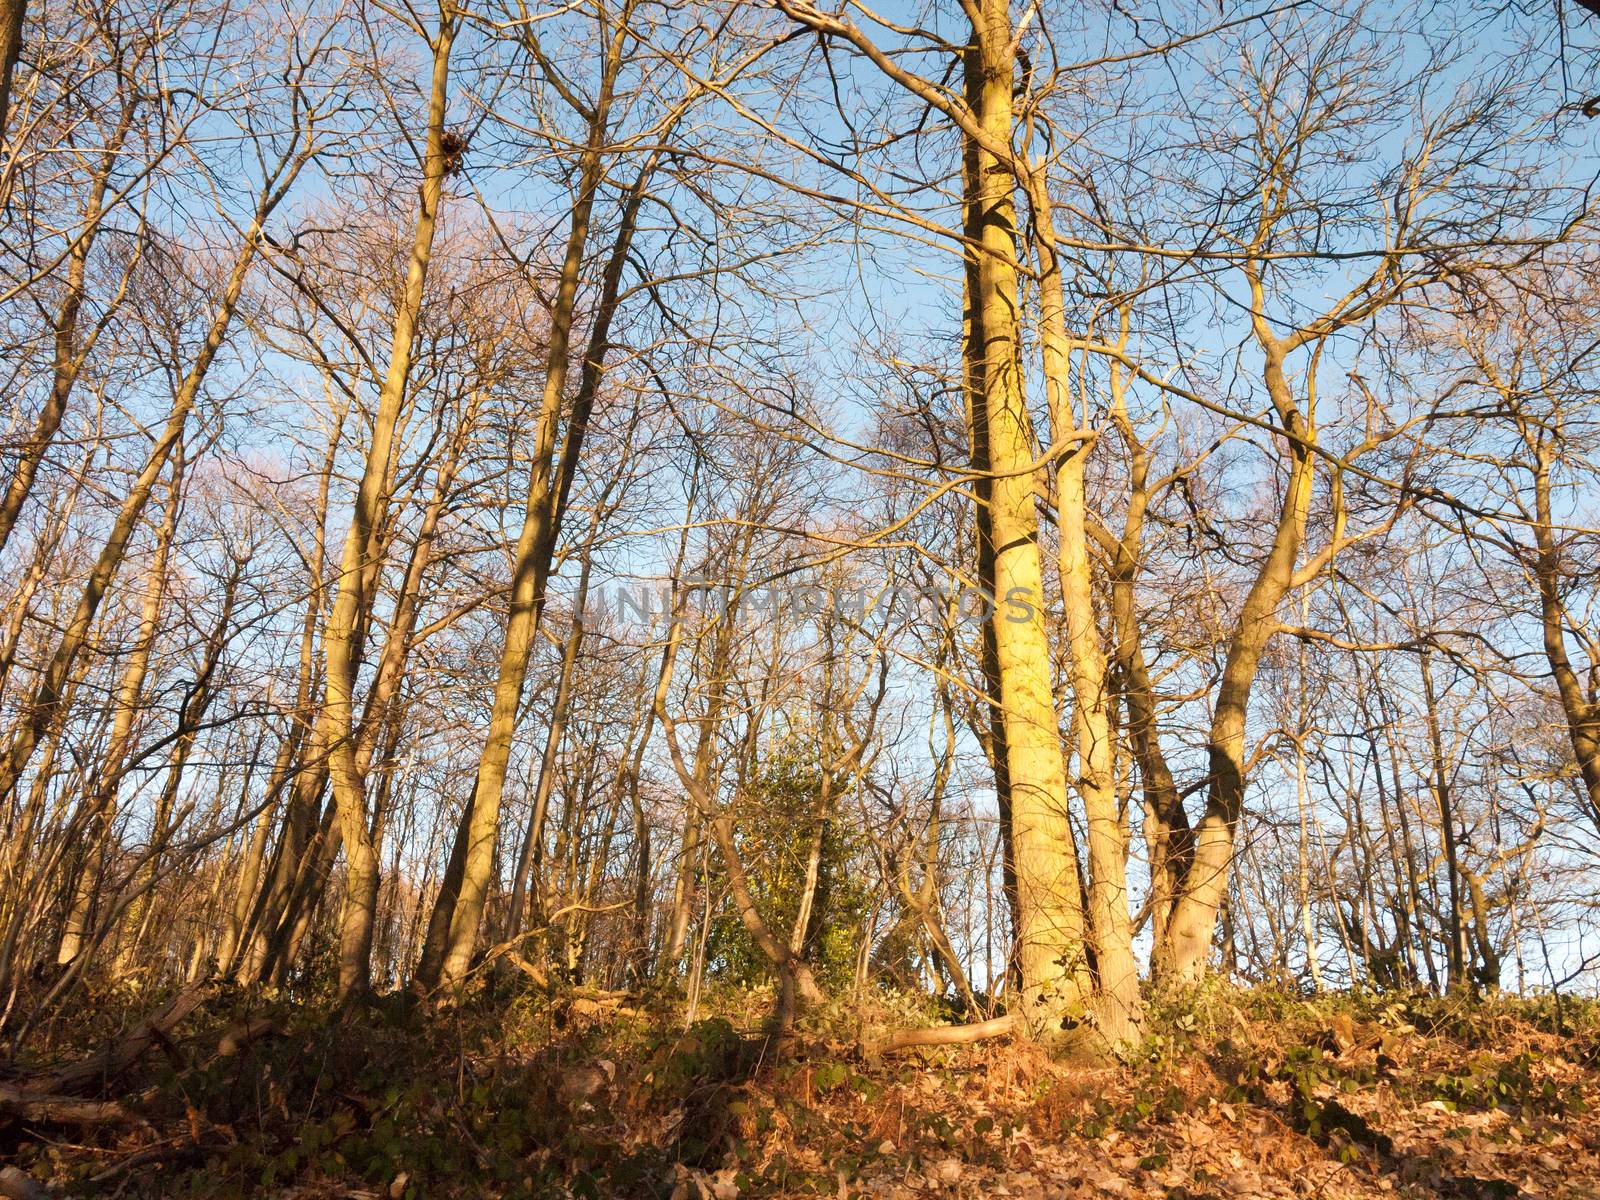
[3,979,1598,1198]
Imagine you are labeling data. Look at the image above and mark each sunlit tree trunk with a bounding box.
[660,579,741,970]
[435,30,647,982]
[1028,179,1141,1044]
[963,4,1090,1039]
[56,440,187,964]
[0,98,138,558]
[503,546,593,943]
[0,0,21,151]
[1156,326,1316,983]
[1530,445,1600,831]
[1419,648,1467,989]
[232,391,346,986]
[0,147,306,810]
[1102,402,1187,961]
[316,7,454,1001]
[657,697,825,1025]
[113,551,244,976]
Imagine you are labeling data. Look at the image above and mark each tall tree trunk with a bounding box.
[231,390,346,986]
[435,49,648,983]
[57,440,187,964]
[1531,445,1600,831]
[412,784,473,990]
[1028,178,1141,1044]
[0,134,309,808]
[963,4,1090,1039]
[0,0,23,163]
[498,450,631,946]
[1419,648,1467,989]
[0,98,137,558]
[658,512,772,975]
[503,548,593,941]
[112,555,243,975]
[315,9,454,1002]
[1156,329,1315,983]
[660,605,739,970]
[1102,389,1187,962]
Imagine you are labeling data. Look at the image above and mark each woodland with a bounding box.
[1,0,1600,1196]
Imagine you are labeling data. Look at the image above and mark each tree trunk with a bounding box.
[963,3,1090,1040]
[55,441,186,964]
[1531,446,1600,831]
[0,130,309,809]
[504,524,598,942]
[1420,648,1467,989]
[1156,334,1315,983]
[435,89,650,984]
[0,100,138,558]
[316,9,454,1002]
[1028,178,1141,1045]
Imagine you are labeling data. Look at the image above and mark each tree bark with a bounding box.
[0,147,304,809]
[56,440,187,964]
[1156,332,1315,983]
[435,41,648,982]
[1531,446,1600,831]
[1028,178,1141,1044]
[963,3,1090,1039]
[0,98,138,559]
[316,8,454,1002]
[0,0,22,158]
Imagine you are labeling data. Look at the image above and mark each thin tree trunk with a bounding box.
[1531,446,1600,830]
[0,0,22,153]
[112,556,243,975]
[436,45,647,982]
[504,517,601,941]
[412,785,473,991]
[661,608,739,969]
[231,390,345,986]
[0,98,138,558]
[1420,648,1466,989]
[1156,326,1316,983]
[57,440,187,964]
[316,9,454,1002]
[657,700,824,1021]
[1101,403,1187,959]
[0,138,309,809]
[1028,181,1141,1044]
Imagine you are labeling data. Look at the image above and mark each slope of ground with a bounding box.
[1,982,1596,1198]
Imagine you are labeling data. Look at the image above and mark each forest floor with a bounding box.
[2,978,1598,1199]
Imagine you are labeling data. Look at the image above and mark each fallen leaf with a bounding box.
[932,1158,963,1187]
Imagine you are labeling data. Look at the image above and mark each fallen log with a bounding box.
[43,983,207,1095]
[871,1011,1020,1055]
[0,1081,143,1126]
[215,1014,281,1058]
[566,995,646,1020]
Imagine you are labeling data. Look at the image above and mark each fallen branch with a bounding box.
[871,1012,1020,1055]
[0,999,273,1133]
[215,1014,281,1058]
[502,950,550,990]
[0,1082,144,1126]
[80,1140,202,1190]
[44,984,207,1095]
[566,994,646,1020]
